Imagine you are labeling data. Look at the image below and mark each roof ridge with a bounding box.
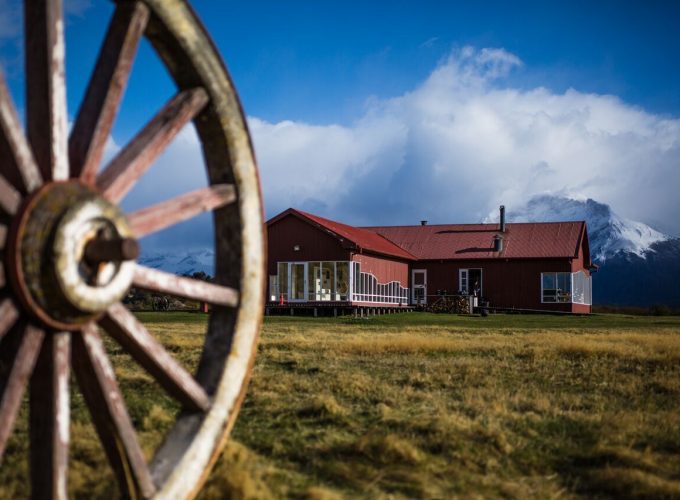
[363,220,586,228]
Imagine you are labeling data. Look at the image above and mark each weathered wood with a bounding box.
[84,236,140,263]
[73,324,156,498]
[0,73,42,193]
[30,332,71,500]
[133,265,239,307]
[0,325,45,462]
[70,2,149,183]
[97,88,209,203]
[0,173,21,215]
[128,184,236,238]
[25,0,69,182]
[0,298,19,342]
[101,302,211,412]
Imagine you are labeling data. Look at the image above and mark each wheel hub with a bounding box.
[7,181,137,330]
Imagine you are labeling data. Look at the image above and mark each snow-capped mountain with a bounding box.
[507,195,670,262]
[506,195,680,306]
[138,248,215,276]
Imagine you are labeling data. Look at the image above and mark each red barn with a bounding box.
[267,207,595,314]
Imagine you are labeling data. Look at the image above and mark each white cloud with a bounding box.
[249,46,680,234]
[119,45,680,250]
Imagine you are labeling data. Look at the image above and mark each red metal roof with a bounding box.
[267,209,416,260]
[364,222,586,260]
[267,209,587,261]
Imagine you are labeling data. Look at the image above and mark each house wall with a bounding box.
[571,237,591,275]
[413,258,585,312]
[352,253,410,287]
[267,214,350,276]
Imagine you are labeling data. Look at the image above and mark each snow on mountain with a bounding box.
[505,195,671,262]
[138,248,215,276]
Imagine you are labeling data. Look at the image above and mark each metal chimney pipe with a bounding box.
[493,235,503,252]
[421,220,428,226]
[499,205,506,232]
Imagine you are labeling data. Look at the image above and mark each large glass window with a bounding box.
[308,262,321,301]
[291,263,305,300]
[336,262,349,300]
[572,271,592,305]
[321,262,335,300]
[277,263,288,300]
[542,272,571,303]
[273,261,409,304]
[269,275,278,301]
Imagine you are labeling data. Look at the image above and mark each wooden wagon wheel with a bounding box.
[0,0,265,498]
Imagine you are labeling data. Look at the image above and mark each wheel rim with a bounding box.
[0,0,265,498]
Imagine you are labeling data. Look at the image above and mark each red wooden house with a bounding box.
[267,206,594,313]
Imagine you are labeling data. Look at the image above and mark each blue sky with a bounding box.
[1,0,679,248]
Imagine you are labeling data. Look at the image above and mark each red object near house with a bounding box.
[266,207,595,313]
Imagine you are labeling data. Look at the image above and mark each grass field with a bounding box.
[1,312,679,498]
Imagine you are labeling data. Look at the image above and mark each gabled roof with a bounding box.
[267,208,416,260]
[365,221,588,260]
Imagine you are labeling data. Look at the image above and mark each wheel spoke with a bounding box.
[70,2,149,183]
[132,265,239,307]
[0,173,21,215]
[100,302,211,412]
[0,298,19,342]
[30,331,71,499]
[0,325,45,462]
[96,88,209,203]
[128,184,236,238]
[73,324,156,498]
[25,0,69,182]
[0,73,42,193]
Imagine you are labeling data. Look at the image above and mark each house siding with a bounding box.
[352,253,410,288]
[267,214,350,277]
[414,258,585,312]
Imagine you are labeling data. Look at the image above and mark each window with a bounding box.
[336,262,349,300]
[308,262,321,301]
[291,263,305,300]
[269,275,278,301]
[541,272,572,303]
[277,263,288,300]
[274,260,409,304]
[571,271,592,305]
[459,269,468,294]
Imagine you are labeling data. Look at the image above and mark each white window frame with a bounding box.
[459,268,483,295]
[288,262,308,302]
[540,271,573,304]
[412,269,427,305]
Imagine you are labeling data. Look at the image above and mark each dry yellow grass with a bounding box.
[0,312,679,499]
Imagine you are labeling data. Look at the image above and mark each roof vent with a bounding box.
[421,220,428,226]
[493,235,503,252]
[499,205,506,232]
